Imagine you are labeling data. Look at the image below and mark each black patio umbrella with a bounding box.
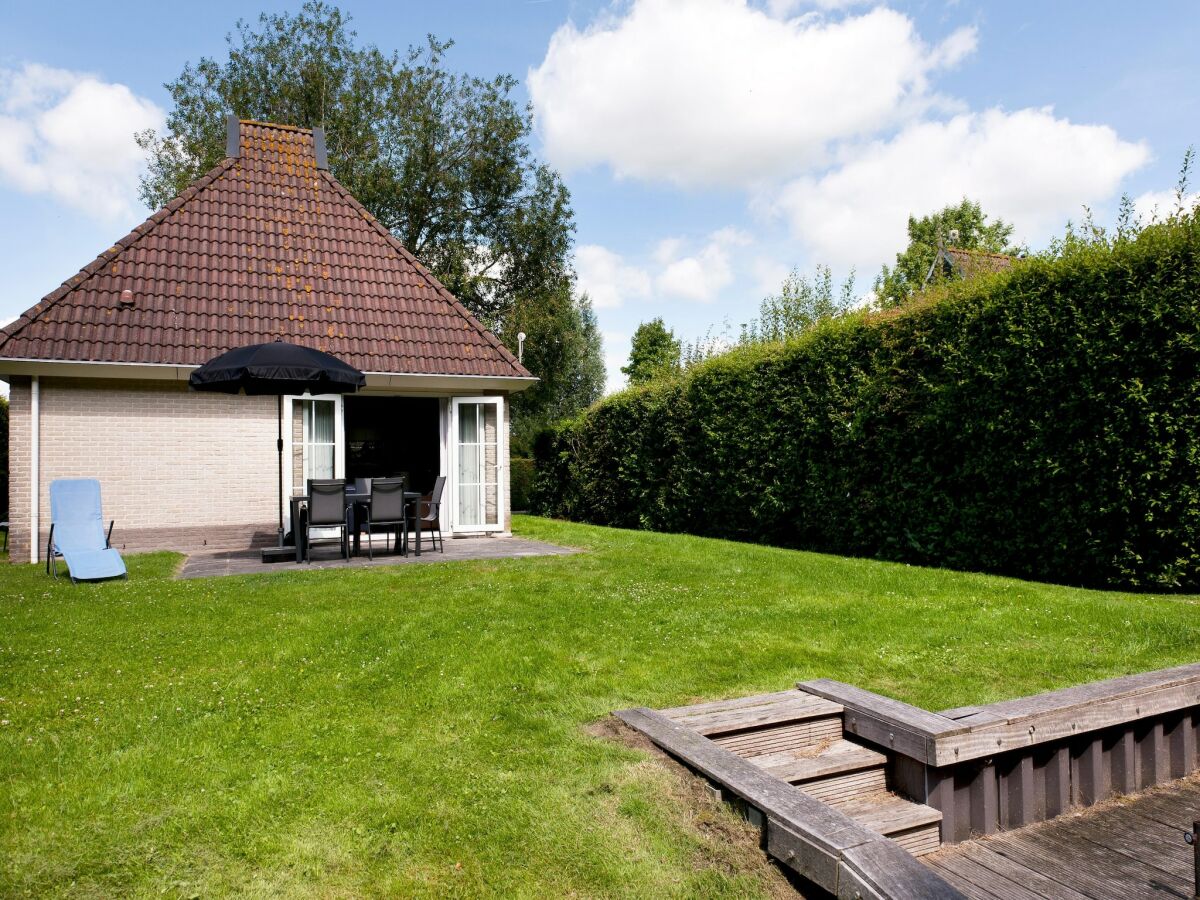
[189,340,366,546]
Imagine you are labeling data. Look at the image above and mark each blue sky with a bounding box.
[1,0,1197,392]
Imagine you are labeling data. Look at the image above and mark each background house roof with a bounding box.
[0,119,531,379]
[942,246,1015,280]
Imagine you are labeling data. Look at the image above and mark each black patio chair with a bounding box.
[411,475,446,553]
[364,476,408,559]
[305,479,349,563]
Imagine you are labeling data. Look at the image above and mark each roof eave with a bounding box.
[0,357,538,393]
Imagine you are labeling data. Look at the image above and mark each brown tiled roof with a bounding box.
[0,120,531,379]
[943,247,1015,280]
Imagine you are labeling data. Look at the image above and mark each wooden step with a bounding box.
[751,738,886,782]
[711,716,843,756]
[798,767,889,805]
[831,792,943,857]
[749,739,887,803]
[661,689,842,737]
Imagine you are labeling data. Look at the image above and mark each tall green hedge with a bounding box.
[509,456,535,511]
[534,219,1200,590]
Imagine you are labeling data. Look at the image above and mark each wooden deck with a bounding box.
[177,535,577,578]
[620,668,1200,899]
[925,774,1200,899]
[618,692,962,898]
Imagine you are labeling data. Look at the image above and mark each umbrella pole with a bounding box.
[277,395,284,547]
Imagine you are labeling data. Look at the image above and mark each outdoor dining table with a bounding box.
[289,489,424,563]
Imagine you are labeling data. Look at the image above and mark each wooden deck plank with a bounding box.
[977,834,1139,900]
[750,739,886,783]
[963,664,1200,724]
[935,678,1200,765]
[1015,824,1191,896]
[798,768,888,804]
[1008,827,1191,898]
[798,678,965,763]
[925,852,1056,900]
[665,693,842,736]
[833,792,943,834]
[1047,815,1194,882]
[710,718,843,756]
[927,779,1200,900]
[806,664,1200,767]
[1119,787,1200,829]
[950,844,1093,900]
[659,689,835,718]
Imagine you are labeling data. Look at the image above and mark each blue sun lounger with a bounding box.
[47,479,127,583]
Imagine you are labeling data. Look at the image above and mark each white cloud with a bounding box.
[1132,188,1200,223]
[576,244,652,309]
[654,227,751,301]
[766,0,870,16]
[529,1,974,187]
[774,107,1149,272]
[576,228,751,309]
[751,256,791,296]
[0,63,164,220]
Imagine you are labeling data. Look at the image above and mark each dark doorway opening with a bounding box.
[343,397,441,494]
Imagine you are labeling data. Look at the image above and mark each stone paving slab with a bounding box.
[177,535,577,579]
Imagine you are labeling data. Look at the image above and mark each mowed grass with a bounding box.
[2,516,1199,898]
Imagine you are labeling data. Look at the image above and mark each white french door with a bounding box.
[282,394,345,532]
[449,397,505,532]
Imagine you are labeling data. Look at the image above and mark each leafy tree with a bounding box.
[137,3,599,431]
[1047,147,1198,258]
[508,290,604,453]
[744,266,856,344]
[678,266,855,367]
[875,199,1018,307]
[622,318,681,386]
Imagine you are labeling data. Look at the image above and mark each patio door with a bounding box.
[449,397,505,532]
[282,394,344,532]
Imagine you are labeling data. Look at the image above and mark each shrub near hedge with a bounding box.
[535,218,1200,590]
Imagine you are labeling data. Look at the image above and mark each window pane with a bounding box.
[308,444,335,481]
[458,484,481,526]
[311,400,335,444]
[458,404,479,443]
[458,444,480,484]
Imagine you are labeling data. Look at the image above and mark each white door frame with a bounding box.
[281,393,345,532]
[448,396,506,534]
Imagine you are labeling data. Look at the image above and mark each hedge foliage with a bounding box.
[534,218,1200,590]
[509,457,535,511]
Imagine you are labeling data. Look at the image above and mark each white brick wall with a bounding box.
[8,377,277,561]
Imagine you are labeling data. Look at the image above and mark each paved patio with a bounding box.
[177,535,577,579]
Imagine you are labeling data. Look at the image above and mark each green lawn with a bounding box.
[2,517,1198,898]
